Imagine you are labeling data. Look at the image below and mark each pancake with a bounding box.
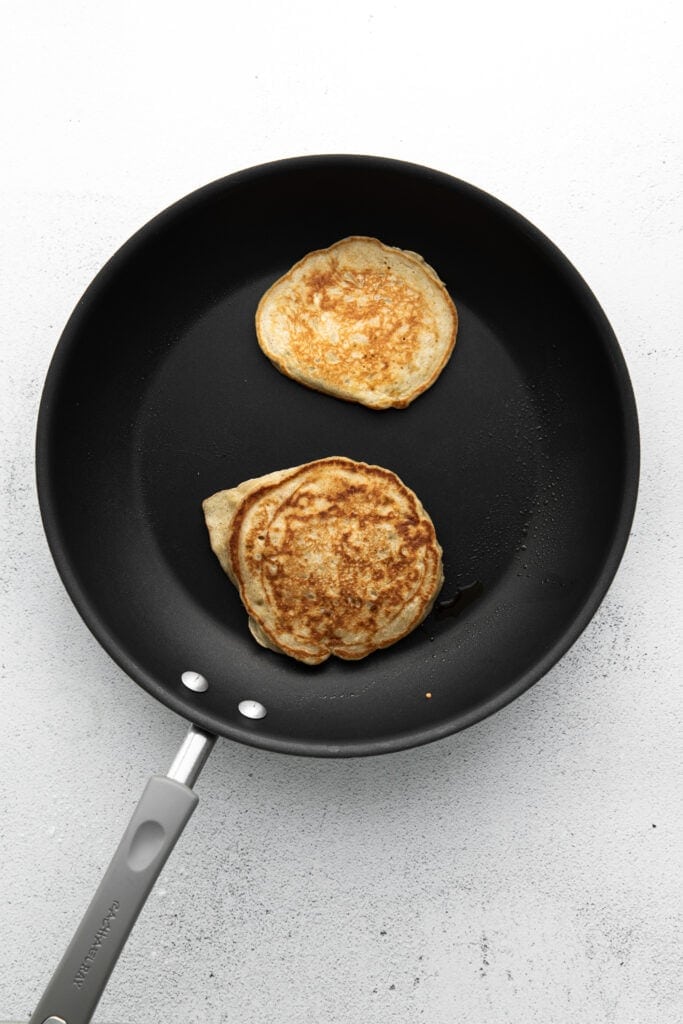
[255,237,458,410]
[202,457,444,665]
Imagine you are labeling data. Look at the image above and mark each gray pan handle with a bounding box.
[28,726,215,1024]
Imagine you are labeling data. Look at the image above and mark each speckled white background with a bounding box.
[1,2,681,1022]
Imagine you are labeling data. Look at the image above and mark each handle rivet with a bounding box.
[238,699,267,720]
[181,670,209,693]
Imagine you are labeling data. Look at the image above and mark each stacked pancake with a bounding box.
[203,457,443,665]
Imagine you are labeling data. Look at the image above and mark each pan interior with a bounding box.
[38,157,638,755]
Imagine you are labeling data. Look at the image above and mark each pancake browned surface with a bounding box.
[202,457,444,665]
[255,237,458,410]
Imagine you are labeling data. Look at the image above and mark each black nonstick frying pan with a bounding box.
[30,155,639,1024]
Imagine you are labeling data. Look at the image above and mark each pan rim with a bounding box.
[35,153,640,758]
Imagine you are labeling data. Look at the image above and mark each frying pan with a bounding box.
[29,155,638,1023]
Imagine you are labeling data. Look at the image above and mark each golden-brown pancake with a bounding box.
[255,237,458,410]
[202,457,444,665]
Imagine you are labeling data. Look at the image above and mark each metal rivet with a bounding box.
[181,671,209,693]
[238,699,267,720]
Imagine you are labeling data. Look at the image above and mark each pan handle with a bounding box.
[28,725,215,1024]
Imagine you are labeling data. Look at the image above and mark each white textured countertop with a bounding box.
[1,3,681,1022]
